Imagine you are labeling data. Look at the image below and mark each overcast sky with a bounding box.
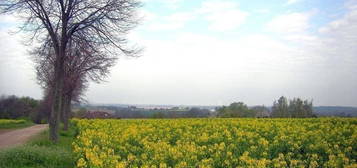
[0,0,357,106]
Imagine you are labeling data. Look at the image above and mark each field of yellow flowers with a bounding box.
[73,118,356,168]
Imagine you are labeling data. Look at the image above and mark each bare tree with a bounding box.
[62,37,117,130]
[1,0,141,142]
[34,36,117,130]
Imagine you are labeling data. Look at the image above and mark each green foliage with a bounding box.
[289,98,313,117]
[0,124,76,168]
[185,108,211,118]
[272,96,314,118]
[271,96,289,118]
[217,102,256,117]
[0,95,42,123]
[151,112,166,118]
[250,105,270,117]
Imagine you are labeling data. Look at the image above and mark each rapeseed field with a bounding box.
[73,118,356,168]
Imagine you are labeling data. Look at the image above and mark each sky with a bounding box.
[0,0,357,106]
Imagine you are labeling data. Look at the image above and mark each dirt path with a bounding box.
[0,124,48,149]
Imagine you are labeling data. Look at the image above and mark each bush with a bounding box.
[0,95,45,123]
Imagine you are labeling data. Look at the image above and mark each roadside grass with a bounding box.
[0,120,34,129]
[0,125,76,168]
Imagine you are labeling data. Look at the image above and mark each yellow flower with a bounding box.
[72,118,357,168]
[77,158,87,168]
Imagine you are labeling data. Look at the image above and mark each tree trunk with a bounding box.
[49,80,62,142]
[60,94,67,130]
[63,95,71,131]
[49,51,65,143]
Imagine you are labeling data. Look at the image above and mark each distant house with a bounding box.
[83,110,114,119]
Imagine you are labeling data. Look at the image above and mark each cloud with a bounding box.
[279,4,357,106]
[1,0,357,106]
[318,10,357,36]
[137,10,157,23]
[146,12,194,31]
[197,0,248,31]
[316,3,357,65]
[86,31,314,105]
[141,0,182,9]
[0,14,20,29]
[344,0,357,10]
[87,3,357,106]
[143,0,248,32]
[286,0,302,5]
[267,12,311,34]
[0,15,17,24]
[254,9,270,14]
[266,10,319,46]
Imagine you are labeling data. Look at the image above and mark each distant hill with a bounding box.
[313,106,357,117]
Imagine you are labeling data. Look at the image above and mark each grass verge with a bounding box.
[0,125,76,168]
[0,120,34,129]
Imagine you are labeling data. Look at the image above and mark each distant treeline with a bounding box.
[76,106,212,119]
[215,96,313,118]
[0,95,48,123]
[216,103,269,118]
[76,96,316,118]
[73,100,357,118]
[271,96,314,118]
[2,95,356,120]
